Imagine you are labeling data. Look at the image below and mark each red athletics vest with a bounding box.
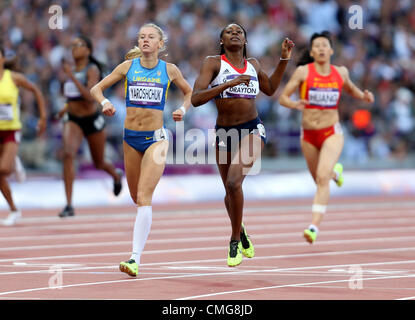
[300,63,344,110]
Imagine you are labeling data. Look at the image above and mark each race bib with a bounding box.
[249,123,266,138]
[224,75,259,99]
[0,104,13,120]
[308,88,340,108]
[93,114,105,131]
[128,81,164,106]
[256,123,266,138]
[63,81,81,98]
[153,128,168,141]
[14,131,21,143]
[334,122,343,135]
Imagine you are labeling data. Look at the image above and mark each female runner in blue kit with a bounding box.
[90,23,192,277]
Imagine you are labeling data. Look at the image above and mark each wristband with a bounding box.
[179,106,186,115]
[280,57,291,61]
[100,98,110,107]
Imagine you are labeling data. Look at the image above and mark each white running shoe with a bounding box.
[3,211,22,226]
[14,156,26,183]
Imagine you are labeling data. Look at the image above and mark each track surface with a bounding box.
[1,195,415,300]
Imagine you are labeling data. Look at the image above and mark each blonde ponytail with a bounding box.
[125,46,142,60]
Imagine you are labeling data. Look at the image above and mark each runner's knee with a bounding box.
[225,178,242,194]
[136,189,152,206]
[62,149,76,161]
[315,172,331,186]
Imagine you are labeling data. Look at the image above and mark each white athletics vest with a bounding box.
[210,55,259,99]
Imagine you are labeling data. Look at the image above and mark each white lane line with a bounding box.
[2,213,415,240]
[0,255,415,275]
[0,231,129,242]
[1,203,414,229]
[1,258,415,298]
[2,246,415,276]
[4,256,415,277]
[1,244,415,266]
[11,207,415,226]
[11,207,415,227]
[1,234,415,256]
[3,218,415,244]
[3,224,415,249]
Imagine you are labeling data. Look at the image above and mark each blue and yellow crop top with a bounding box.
[125,58,170,111]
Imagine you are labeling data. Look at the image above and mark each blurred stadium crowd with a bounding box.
[0,0,414,172]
